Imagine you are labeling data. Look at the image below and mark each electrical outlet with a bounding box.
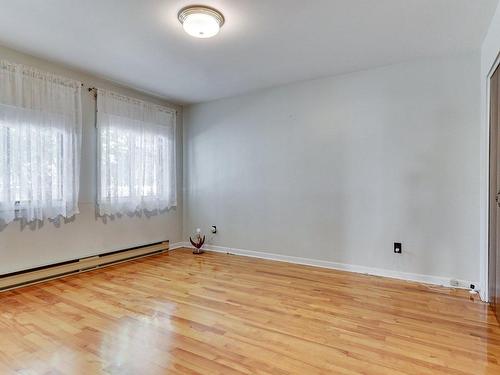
[394,242,402,254]
[211,225,217,234]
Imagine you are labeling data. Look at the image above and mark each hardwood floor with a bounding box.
[0,248,499,375]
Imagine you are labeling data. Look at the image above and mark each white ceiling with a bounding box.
[0,0,497,104]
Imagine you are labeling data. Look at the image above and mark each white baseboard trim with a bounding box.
[173,242,476,291]
[169,242,187,250]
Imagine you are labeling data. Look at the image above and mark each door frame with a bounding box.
[482,50,500,302]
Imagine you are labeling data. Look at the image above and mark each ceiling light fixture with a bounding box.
[178,5,225,39]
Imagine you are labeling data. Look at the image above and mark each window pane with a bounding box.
[0,119,65,203]
[96,89,176,215]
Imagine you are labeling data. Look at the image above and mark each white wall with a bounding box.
[480,1,500,300]
[0,45,183,274]
[184,54,481,285]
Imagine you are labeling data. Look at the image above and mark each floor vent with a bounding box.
[0,241,169,292]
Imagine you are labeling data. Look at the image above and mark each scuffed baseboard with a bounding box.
[172,241,477,291]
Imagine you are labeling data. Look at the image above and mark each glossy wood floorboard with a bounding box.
[1,249,499,375]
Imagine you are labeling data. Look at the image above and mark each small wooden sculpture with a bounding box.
[190,228,205,255]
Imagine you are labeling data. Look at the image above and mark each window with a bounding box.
[0,118,64,202]
[0,60,82,224]
[97,89,176,215]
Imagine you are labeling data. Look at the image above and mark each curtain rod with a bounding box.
[87,86,97,98]
[85,86,178,114]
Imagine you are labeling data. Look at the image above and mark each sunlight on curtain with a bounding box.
[97,89,176,216]
[0,60,82,224]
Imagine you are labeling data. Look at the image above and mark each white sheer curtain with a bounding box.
[0,60,82,224]
[97,89,176,216]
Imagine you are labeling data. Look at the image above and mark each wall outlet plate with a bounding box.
[449,279,475,290]
[394,242,402,254]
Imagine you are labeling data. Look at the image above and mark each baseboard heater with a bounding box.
[0,240,169,292]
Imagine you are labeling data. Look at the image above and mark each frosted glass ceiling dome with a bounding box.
[178,5,225,39]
